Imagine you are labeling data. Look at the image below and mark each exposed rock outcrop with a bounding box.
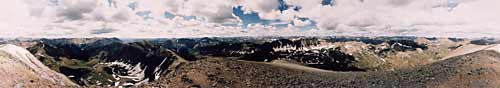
[0,44,77,88]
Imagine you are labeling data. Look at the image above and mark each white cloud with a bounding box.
[281,0,500,37]
[161,0,239,23]
[293,18,312,26]
[0,0,499,38]
[239,0,282,20]
[0,0,31,29]
[57,0,97,20]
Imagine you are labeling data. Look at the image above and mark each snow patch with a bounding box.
[100,60,146,87]
[444,44,500,59]
[100,57,171,87]
[273,42,336,52]
[443,44,490,59]
[485,44,500,53]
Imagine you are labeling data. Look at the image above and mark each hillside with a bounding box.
[141,48,500,87]
[0,44,77,88]
[1,37,499,87]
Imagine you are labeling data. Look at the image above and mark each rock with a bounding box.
[0,44,77,88]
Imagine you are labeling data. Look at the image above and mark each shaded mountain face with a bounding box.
[470,38,500,45]
[28,38,182,87]
[23,36,467,87]
[179,37,438,71]
[190,38,363,71]
[182,37,478,71]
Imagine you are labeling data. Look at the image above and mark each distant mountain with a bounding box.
[3,36,479,87]
[141,44,500,88]
[181,37,442,71]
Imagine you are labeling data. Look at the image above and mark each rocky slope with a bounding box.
[141,45,500,88]
[0,44,77,88]
[2,36,496,87]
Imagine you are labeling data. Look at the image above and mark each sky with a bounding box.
[0,0,499,38]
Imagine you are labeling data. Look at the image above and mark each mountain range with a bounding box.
[1,36,500,87]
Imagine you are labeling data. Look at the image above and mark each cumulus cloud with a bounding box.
[160,0,240,23]
[0,0,499,38]
[239,0,282,20]
[280,0,500,36]
[57,0,97,20]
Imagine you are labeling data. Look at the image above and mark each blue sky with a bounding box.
[231,0,317,29]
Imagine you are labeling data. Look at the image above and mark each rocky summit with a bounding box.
[0,44,77,88]
[1,36,500,87]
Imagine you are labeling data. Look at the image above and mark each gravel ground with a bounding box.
[140,50,500,88]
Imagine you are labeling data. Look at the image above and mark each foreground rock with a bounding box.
[0,44,77,88]
[141,46,500,87]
